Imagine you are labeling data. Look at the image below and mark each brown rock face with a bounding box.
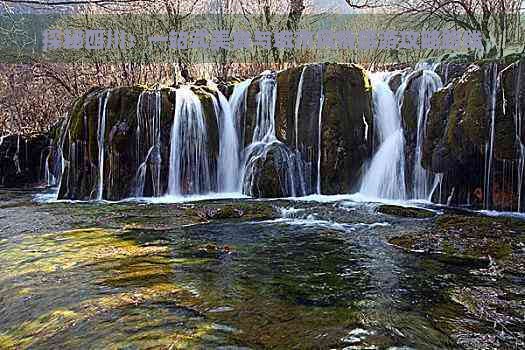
[422,59,525,210]
[243,63,374,197]
[57,85,221,200]
[320,63,373,194]
[52,63,374,200]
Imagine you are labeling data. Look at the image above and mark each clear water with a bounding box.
[1,189,523,349]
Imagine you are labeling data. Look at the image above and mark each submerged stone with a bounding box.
[377,205,435,218]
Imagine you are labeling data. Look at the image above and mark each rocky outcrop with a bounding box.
[53,63,373,200]
[422,58,525,210]
[56,84,222,200]
[243,63,373,197]
[321,63,373,194]
[399,70,428,191]
[243,142,296,198]
[435,63,469,85]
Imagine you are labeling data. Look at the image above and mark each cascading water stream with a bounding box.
[483,63,499,209]
[168,87,211,196]
[211,89,240,192]
[239,72,279,194]
[253,72,278,144]
[135,90,162,197]
[295,66,307,149]
[514,61,524,211]
[395,63,442,199]
[412,69,443,200]
[239,71,303,197]
[360,73,407,199]
[316,68,325,195]
[44,153,55,186]
[229,78,252,149]
[96,90,110,200]
[292,66,309,196]
[55,115,70,194]
[362,64,441,201]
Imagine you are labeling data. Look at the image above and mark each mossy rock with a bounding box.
[377,205,435,218]
[204,205,244,219]
[245,143,292,198]
[320,63,373,194]
[388,235,420,250]
[422,84,455,172]
[191,202,275,221]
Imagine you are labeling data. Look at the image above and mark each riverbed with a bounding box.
[0,189,523,349]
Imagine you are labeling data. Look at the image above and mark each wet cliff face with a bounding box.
[243,63,373,197]
[0,134,49,188]
[422,59,525,210]
[55,85,221,201]
[8,58,524,210]
[321,63,373,194]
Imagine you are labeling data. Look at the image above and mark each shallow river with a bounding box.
[0,189,523,349]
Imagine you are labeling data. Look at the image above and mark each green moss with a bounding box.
[69,95,86,141]
[442,241,457,255]
[212,205,241,219]
[444,65,487,154]
[388,235,418,250]
[439,52,476,64]
[353,63,372,92]
[377,205,435,218]
[464,241,512,260]
[436,214,492,231]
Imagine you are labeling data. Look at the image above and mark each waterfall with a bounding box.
[168,86,211,196]
[211,89,240,192]
[412,69,442,199]
[293,65,308,196]
[360,73,406,199]
[295,66,307,149]
[396,63,442,199]
[44,153,55,186]
[253,72,278,143]
[362,63,441,201]
[229,78,252,149]
[55,115,70,194]
[316,67,325,195]
[135,90,162,197]
[96,90,110,200]
[239,72,278,194]
[483,63,499,209]
[292,65,311,196]
[239,71,302,197]
[514,61,524,211]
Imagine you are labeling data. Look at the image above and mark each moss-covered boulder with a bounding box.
[320,63,373,194]
[389,213,524,264]
[274,64,325,193]
[422,59,525,210]
[58,88,103,199]
[377,204,435,218]
[57,84,223,200]
[243,63,373,197]
[242,142,297,198]
[400,70,423,191]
